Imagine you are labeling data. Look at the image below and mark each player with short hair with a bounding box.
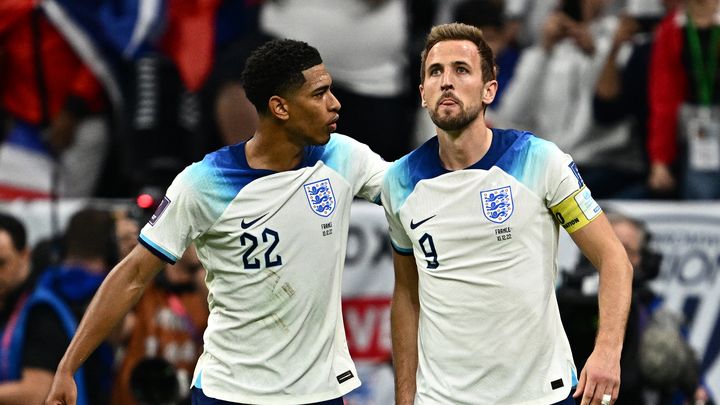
[382,23,633,405]
[45,39,387,405]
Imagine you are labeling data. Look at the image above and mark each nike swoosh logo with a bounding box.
[241,213,268,229]
[410,215,436,230]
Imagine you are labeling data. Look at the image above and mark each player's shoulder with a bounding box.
[176,142,271,200]
[386,136,440,183]
[494,128,555,152]
[174,145,236,189]
[199,143,246,171]
[321,133,371,156]
[494,128,565,167]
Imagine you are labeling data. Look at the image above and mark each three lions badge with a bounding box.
[304,178,336,217]
[481,186,514,224]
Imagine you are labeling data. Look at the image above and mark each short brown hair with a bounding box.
[420,23,497,84]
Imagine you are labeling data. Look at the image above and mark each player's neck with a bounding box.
[437,122,493,171]
[246,125,305,172]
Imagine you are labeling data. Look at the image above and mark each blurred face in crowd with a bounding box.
[611,220,643,270]
[115,214,139,260]
[165,245,204,286]
[584,0,609,20]
[281,64,341,146]
[0,230,29,301]
[420,40,496,132]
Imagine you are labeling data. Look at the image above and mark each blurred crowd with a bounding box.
[1,0,720,201]
[0,207,207,404]
[1,0,719,404]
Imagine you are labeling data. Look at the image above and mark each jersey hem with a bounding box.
[199,379,361,405]
[508,385,572,405]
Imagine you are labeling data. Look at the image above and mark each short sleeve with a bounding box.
[381,162,413,255]
[320,134,388,203]
[545,149,602,234]
[139,164,217,263]
[353,142,389,204]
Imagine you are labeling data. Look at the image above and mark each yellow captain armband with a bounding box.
[549,186,602,234]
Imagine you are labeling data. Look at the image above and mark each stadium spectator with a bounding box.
[126,0,265,194]
[587,0,667,198]
[35,208,119,405]
[0,208,123,405]
[0,212,51,404]
[0,1,109,198]
[504,0,558,47]
[113,210,140,260]
[495,0,622,186]
[647,0,720,199]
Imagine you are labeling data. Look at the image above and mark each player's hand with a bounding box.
[45,370,77,405]
[572,345,620,405]
[648,162,676,193]
[613,15,639,47]
[47,109,78,154]
[542,12,571,52]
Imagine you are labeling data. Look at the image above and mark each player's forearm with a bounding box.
[595,255,633,351]
[570,216,633,352]
[391,295,419,405]
[56,247,161,374]
[391,252,420,404]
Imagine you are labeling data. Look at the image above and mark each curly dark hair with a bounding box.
[242,39,323,115]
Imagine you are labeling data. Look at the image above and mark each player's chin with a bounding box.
[313,131,332,146]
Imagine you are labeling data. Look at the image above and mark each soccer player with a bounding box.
[45,39,387,405]
[382,23,633,405]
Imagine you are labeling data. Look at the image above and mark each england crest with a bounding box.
[304,178,336,217]
[481,186,514,224]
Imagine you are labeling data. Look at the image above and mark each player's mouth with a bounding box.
[328,115,339,132]
[438,94,460,107]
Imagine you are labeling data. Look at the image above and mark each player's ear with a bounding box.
[482,80,498,105]
[419,84,427,108]
[269,96,290,121]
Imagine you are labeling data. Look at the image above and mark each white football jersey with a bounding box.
[139,134,387,404]
[382,129,602,405]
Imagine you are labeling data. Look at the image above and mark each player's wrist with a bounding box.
[593,336,623,358]
[55,358,79,376]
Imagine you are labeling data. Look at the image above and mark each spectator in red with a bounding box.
[647,0,720,199]
[0,0,109,199]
